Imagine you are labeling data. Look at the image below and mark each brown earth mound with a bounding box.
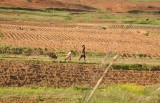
[0,0,96,11]
[0,0,160,12]
[95,0,160,12]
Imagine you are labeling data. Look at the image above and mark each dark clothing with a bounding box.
[79,46,86,61]
[81,46,85,55]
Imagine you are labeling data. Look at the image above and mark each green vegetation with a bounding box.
[0,45,56,57]
[0,57,159,71]
[112,63,160,71]
[0,84,159,103]
[0,8,72,21]
[0,45,160,70]
[87,52,106,57]
[123,18,160,25]
[0,7,159,25]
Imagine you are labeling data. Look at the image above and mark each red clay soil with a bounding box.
[0,60,160,87]
[0,0,160,12]
[0,0,96,10]
[95,0,160,12]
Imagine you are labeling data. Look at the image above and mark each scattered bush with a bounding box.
[33,48,43,55]
[0,46,10,53]
[143,31,150,36]
[23,47,32,56]
[87,52,106,57]
[112,64,156,70]
[128,10,144,14]
[47,52,57,59]
[156,11,160,14]
[11,47,23,54]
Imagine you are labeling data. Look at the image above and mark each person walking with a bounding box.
[65,50,73,61]
[79,45,86,61]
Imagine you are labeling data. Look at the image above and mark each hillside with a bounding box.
[0,0,160,12]
[0,0,96,11]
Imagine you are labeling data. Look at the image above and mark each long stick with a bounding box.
[85,54,119,103]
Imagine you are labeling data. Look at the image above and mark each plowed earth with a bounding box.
[0,23,160,57]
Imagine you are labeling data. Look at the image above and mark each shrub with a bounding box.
[0,45,54,56]
[87,52,106,57]
[22,47,32,56]
[143,31,149,36]
[128,10,144,14]
[33,48,43,55]
[0,46,10,54]
[11,47,23,54]
[47,52,57,59]
[156,11,160,14]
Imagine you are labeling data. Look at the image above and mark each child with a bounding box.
[65,50,73,60]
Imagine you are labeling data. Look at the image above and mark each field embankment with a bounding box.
[0,60,160,87]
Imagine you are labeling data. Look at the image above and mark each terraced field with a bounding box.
[0,23,160,57]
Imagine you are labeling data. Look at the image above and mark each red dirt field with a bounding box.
[0,22,160,57]
[0,60,160,87]
[95,0,160,12]
[0,0,160,12]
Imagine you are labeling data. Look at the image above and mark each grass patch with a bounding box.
[0,84,159,103]
[0,58,159,71]
[112,63,160,71]
[74,11,115,20]
[0,7,159,25]
[87,52,106,57]
[0,7,72,21]
[122,18,160,25]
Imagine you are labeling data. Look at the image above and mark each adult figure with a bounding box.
[79,45,86,61]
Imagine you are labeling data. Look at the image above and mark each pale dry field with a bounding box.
[0,23,160,57]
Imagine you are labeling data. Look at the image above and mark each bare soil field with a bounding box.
[95,0,160,12]
[0,22,160,57]
[0,1,160,102]
[0,60,160,87]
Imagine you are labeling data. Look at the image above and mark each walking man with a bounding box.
[79,45,86,61]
